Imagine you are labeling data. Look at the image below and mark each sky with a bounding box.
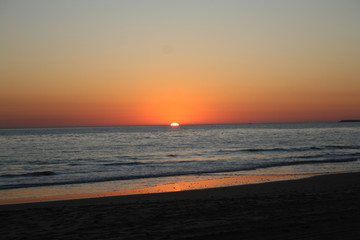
[1,0,359,128]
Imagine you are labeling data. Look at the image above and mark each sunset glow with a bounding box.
[1,1,359,128]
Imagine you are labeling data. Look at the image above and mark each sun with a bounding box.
[170,122,180,127]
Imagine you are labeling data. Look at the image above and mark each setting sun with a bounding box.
[170,122,180,127]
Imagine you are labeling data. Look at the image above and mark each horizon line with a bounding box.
[0,120,350,130]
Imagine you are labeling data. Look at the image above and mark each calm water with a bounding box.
[1,122,359,199]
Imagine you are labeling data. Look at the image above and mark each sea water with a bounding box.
[1,122,359,200]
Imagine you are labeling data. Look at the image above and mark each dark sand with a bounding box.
[1,172,359,240]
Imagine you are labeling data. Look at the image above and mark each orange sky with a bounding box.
[1,1,359,128]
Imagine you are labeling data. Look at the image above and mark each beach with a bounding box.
[1,172,359,240]
[1,0,360,238]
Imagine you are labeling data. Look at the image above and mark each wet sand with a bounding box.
[0,173,317,205]
[1,172,359,239]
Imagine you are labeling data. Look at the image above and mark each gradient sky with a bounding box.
[1,0,359,128]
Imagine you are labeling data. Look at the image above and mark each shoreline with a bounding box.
[1,171,358,209]
[0,172,325,206]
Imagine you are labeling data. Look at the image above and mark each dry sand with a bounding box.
[1,172,359,239]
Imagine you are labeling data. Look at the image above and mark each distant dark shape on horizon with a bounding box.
[339,120,360,123]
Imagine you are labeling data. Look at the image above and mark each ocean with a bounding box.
[1,122,359,201]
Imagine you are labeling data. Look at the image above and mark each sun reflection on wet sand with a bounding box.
[0,173,321,205]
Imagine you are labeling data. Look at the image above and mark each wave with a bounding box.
[0,157,357,190]
[68,163,82,166]
[295,152,359,160]
[326,145,360,150]
[0,171,56,178]
[262,157,358,169]
[104,162,145,166]
[218,145,359,154]
[102,151,360,167]
[117,155,139,160]
[103,160,205,166]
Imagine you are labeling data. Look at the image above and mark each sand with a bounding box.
[1,172,359,239]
